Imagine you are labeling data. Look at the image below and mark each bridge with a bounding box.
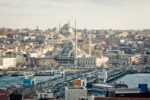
[21,67,128,97]
[36,69,99,90]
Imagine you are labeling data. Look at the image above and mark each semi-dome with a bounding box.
[60,23,74,36]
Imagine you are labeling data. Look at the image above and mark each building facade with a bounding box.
[65,87,87,100]
[77,57,101,67]
[0,57,16,69]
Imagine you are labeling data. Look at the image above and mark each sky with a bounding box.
[0,0,150,30]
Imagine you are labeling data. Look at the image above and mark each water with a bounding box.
[0,75,59,88]
[0,73,150,89]
[92,73,150,96]
[111,73,150,88]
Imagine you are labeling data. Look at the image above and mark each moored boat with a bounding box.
[92,84,114,92]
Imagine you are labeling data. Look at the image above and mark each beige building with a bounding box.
[108,54,131,66]
[0,57,16,69]
[77,57,108,67]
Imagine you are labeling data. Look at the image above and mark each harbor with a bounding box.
[0,67,150,99]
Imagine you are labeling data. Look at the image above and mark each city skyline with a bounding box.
[0,0,150,30]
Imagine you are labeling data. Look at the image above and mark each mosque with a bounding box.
[58,22,108,67]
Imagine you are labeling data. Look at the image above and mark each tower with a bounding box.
[59,23,61,33]
[74,20,78,67]
[75,20,77,59]
[36,26,39,35]
[36,26,39,31]
[68,19,71,26]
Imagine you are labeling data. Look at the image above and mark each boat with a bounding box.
[114,82,128,88]
[92,82,128,92]
[92,84,114,92]
[34,72,54,76]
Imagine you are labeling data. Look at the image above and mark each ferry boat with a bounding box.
[92,84,114,92]
[92,82,128,92]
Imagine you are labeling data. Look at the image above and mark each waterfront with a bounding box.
[0,73,150,89]
[91,73,150,97]
[111,73,150,88]
[0,75,58,88]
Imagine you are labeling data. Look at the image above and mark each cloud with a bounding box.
[0,0,150,29]
[1,0,149,9]
[88,0,150,6]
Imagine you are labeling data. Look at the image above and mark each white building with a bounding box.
[77,57,109,67]
[65,87,87,100]
[0,57,16,69]
[36,90,54,100]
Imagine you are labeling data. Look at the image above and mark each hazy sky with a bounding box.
[0,0,150,30]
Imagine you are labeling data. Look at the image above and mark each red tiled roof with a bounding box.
[23,94,34,99]
[0,89,9,100]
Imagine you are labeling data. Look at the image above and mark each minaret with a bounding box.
[68,20,70,26]
[75,20,77,59]
[37,26,39,31]
[59,23,61,33]
[36,26,39,35]
[74,20,77,66]
[89,30,92,57]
